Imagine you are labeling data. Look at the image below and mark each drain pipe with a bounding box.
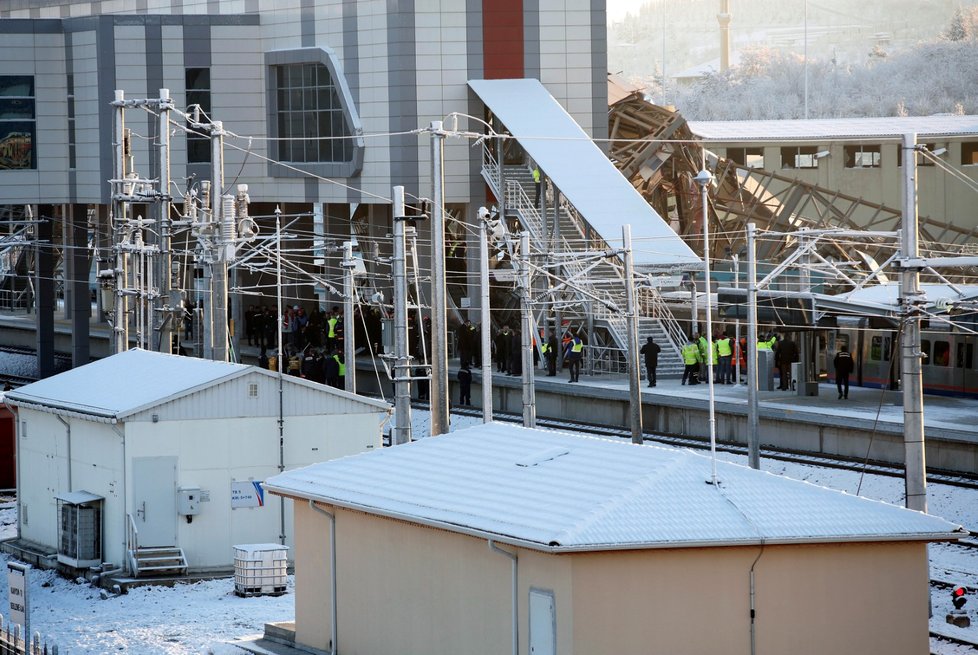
[488,539,518,655]
[309,500,337,655]
[748,544,765,655]
[56,415,71,490]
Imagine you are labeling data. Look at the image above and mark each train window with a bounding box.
[934,341,950,367]
[958,342,974,369]
[870,336,891,362]
[835,334,850,352]
[921,340,931,366]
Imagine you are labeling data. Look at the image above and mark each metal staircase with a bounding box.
[482,147,686,377]
[126,513,188,577]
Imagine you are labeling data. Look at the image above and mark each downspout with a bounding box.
[3,399,20,539]
[748,543,765,655]
[488,539,518,655]
[56,415,71,490]
[309,500,337,655]
[112,423,127,574]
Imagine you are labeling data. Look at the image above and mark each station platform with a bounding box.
[356,361,978,477]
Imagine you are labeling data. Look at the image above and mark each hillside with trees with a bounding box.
[632,7,978,119]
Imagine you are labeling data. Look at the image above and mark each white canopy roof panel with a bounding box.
[468,78,701,271]
[690,115,978,142]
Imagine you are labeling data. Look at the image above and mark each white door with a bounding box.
[132,456,177,547]
[529,588,556,655]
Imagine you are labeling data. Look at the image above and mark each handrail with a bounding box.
[126,512,139,576]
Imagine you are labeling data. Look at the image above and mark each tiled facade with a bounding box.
[0,0,608,209]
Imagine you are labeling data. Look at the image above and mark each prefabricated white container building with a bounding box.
[4,349,390,574]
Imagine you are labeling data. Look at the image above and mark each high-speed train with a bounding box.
[824,318,978,399]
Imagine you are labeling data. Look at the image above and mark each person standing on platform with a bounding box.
[544,331,558,376]
[565,333,584,383]
[777,335,799,390]
[834,346,854,400]
[640,336,660,387]
[495,325,512,373]
[716,332,733,384]
[457,363,472,406]
[681,336,702,385]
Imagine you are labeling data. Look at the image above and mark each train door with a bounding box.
[955,336,973,395]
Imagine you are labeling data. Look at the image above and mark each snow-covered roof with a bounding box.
[689,115,978,142]
[265,422,964,552]
[816,283,978,318]
[468,78,701,272]
[4,348,388,421]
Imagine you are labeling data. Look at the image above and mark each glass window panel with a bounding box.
[870,336,882,361]
[0,76,34,97]
[317,88,330,110]
[289,90,303,112]
[0,123,35,170]
[934,341,950,367]
[0,99,34,120]
[303,88,316,111]
[185,68,210,90]
[186,91,210,111]
[331,89,342,112]
[302,64,315,86]
[278,89,289,112]
[882,336,890,361]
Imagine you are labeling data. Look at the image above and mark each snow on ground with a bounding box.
[0,409,973,653]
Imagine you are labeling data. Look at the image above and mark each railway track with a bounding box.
[424,402,978,491]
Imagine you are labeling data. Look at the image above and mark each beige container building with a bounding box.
[265,422,964,655]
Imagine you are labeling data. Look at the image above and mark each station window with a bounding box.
[870,335,891,362]
[962,142,978,166]
[933,340,950,367]
[0,75,36,170]
[921,340,931,366]
[781,146,818,169]
[727,147,764,169]
[897,142,936,167]
[186,68,211,164]
[67,74,76,170]
[273,62,352,163]
[957,341,973,369]
[844,144,881,168]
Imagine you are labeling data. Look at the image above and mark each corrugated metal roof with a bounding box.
[689,115,978,142]
[468,78,702,271]
[265,422,963,552]
[4,348,389,420]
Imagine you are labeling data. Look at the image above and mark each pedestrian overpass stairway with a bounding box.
[482,155,686,378]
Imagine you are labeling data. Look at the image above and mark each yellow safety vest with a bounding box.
[328,317,338,338]
[333,355,345,376]
[717,337,732,357]
[681,343,700,365]
[533,168,541,183]
[757,340,772,351]
[541,343,550,354]
[571,339,584,353]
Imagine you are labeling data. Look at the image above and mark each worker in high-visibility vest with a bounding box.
[326,311,340,353]
[543,331,558,376]
[681,336,702,385]
[564,333,584,383]
[533,165,542,205]
[716,333,733,384]
[331,352,345,390]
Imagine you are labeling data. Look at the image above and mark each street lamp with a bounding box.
[693,168,719,485]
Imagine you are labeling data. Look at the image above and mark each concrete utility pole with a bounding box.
[342,241,357,393]
[746,222,761,469]
[718,0,732,72]
[623,225,643,444]
[112,90,129,353]
[210,121,229,362]
[391,187,413,445]
[479,208,493,423]
[519,232,536,428]
[157,88,174,354]
[900,133,927,513]
[429,121,450,436]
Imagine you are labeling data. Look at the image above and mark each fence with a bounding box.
[0,616,58,655]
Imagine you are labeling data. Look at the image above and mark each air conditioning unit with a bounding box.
[55,491,104,569]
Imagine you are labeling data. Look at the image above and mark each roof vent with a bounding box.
[515,447,570,467]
